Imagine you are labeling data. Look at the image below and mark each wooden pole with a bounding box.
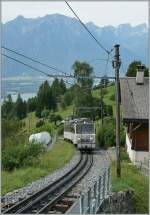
[113,44,121,177]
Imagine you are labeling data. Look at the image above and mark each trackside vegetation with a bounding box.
[2,60,148,208]
[111,149,149,214]
[2,140,75,195]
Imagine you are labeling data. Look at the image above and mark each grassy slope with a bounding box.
[55,104,74,118]
[2,140,75,195]
[111,161,148,213]
[92,85,116,115]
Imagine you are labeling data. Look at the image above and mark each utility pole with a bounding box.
[112,44,121,177]
[100,80,104,146]
[100,81,104,126]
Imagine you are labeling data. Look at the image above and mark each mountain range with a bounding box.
[2,14,148,78]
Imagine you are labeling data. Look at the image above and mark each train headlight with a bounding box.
[90,136,94,141]
[77,137,81,141]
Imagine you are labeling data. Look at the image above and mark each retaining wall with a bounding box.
[97,190,135,214]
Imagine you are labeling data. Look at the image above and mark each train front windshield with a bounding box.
[76,123,94,134]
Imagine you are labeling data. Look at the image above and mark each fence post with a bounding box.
[107,167,110,195]
[103,170,106,199]
[79,193,84,214]
[87,188,91,214]
[93,181,97,213]
[98,176,101,205]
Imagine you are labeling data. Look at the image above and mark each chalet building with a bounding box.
[120,65,149,163]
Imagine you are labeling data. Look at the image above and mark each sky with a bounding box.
[1,1,148,27]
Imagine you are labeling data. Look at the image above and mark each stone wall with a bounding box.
[97,190,135,214]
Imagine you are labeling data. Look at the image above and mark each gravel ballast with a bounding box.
[2,150,111,208]
[68,150,111,197]
[2,151,81,206]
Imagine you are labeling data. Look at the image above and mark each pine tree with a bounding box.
[15,94,27,119]
[2,94,14,118]
[36,80,57,117]
[59,79,66,94]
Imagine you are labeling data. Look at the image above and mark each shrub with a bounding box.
[102,88,108,95]
[49,114,62,125]
[35,123,53,136]
[57,124,64,135]
[96,118,115,149]
[36,120,45,128]
[64,91,73,106]
[2,137,45,171]
[120,122,126,146]
[110,93,115,101]
[41,108,50,119]
[2,119,21,137]
[96,125,104,148]
[103,117,116,148]
[106,105,113,117]
[120,147,130,162]
[60,101,66,109]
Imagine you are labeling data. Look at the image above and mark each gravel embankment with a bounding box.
[2,151,81,206]
[68,150,111,197]
[2,150,111,208]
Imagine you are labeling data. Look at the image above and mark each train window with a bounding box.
[76,123,94,134]
[64,122,75,133]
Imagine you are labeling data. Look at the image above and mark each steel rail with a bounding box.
[17,153,92,214]
[3,152,83,214]
[38,153,93,214]
[3,153,93,214]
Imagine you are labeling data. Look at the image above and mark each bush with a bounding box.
[60,101,66,109]
[96,125,104,148]
[35,123,53,136]
[41,108,50,119]
[106,105,113,117]
[2,119,22,139]
[2,137,45,171]
[36,120,45,128]
[102,88,108,95]
[64,91,73,106]
[49,114,62,125]
[103,117,116,148]
[120,147,130,162]
[96,117,115,149]
[57,124,64,135]
[110,93,115,101]
[120,122,126,146]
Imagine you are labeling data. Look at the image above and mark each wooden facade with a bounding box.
[126,121,149,151]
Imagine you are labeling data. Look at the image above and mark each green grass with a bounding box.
[22,112,39,134]
[92,85,116,115]
[111,161,149,213]
[55,104,74,118]
[2,140,75,195]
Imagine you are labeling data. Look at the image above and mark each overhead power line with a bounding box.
[2,53,68,78]
[104,52,110,76]
[2,53,115,79]
[2,46,70,76]
[88,58,112,63]
[65,1,112,55]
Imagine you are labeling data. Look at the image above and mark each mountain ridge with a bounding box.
[2,14,148,78]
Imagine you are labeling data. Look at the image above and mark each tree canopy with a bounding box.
[126,61,149,77]
[36,80,56,117]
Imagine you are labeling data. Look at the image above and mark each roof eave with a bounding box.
[123,118,149,123]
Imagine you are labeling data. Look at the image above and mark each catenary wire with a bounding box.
[2,46,70,76]
[2,53,115,79]
[65,1,112,55]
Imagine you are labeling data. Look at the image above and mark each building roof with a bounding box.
[120,77,149,122]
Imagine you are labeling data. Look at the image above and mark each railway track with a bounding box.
[2,152,93,214]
